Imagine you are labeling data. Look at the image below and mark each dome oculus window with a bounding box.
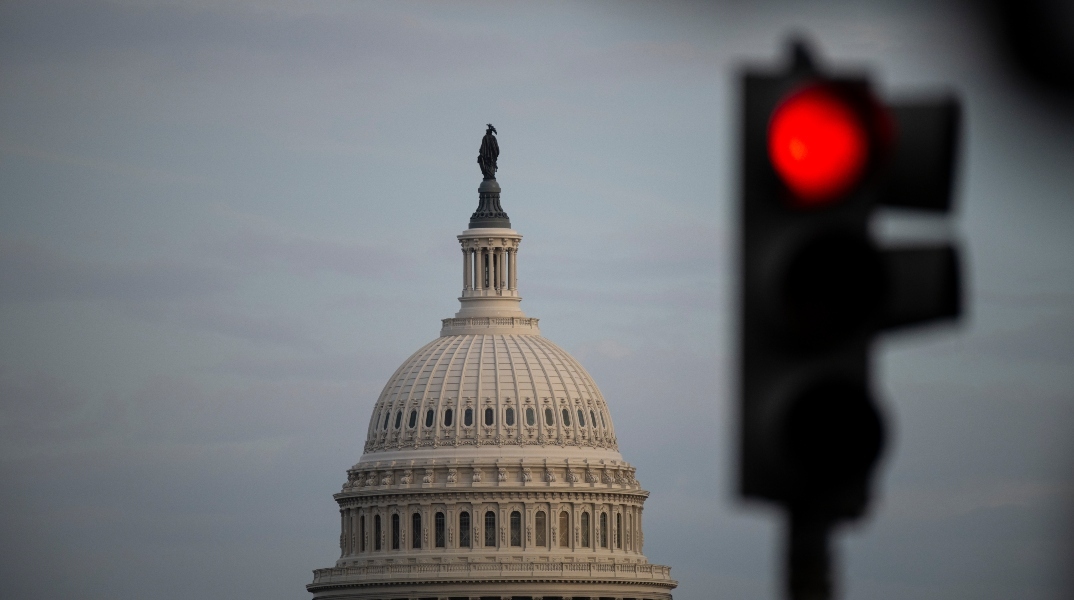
[424,409,434,428]
[464,408,473,427]
[590,410,597,429]
[600,410,606,428]
[408,409,417,429]
[483,407,494,426]
[383,412,391,431]
[394,411,402,429]
[577,409,586,427]
[505,407,515,426]
[544,408,554,426]
[526,407,536,426]
[561,408,571,427]
[444,408,454,427]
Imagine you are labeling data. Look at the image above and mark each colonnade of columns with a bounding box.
[462,245,517,295]
[338,498,644,559]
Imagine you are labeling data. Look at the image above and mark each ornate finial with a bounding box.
[477,124,499,180]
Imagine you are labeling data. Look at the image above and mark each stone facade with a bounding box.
[308,178,676,600]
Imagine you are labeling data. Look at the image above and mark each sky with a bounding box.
[1,1,1073,599]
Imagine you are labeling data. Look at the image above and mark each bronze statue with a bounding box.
[477,124,498,180]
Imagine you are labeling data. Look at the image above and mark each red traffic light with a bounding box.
[768,85,872,206]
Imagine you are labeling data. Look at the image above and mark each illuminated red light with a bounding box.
[768,85,870,206]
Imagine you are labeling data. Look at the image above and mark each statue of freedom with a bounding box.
[477,124,498,180]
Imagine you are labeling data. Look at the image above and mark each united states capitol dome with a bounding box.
[308,127,675,600]
[362,331,621,460]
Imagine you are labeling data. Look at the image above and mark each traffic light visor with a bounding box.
[769,85,870,206]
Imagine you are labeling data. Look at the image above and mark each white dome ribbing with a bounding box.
[363,333,619,458]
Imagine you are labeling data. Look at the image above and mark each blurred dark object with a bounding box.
[738,39,964,599]
[988,0,1074,103]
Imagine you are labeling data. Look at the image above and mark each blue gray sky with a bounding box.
[1,1,1072,599]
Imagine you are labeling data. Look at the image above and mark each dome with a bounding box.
[361,333,621,461]
[308,133,675,600]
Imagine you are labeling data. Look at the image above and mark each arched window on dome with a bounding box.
[374,515,382,551]
[391,514,400,550]
[464,408,473,427]
[544,407,554,427]
[561,408,571,427]
[577,408,586,427]
[599,513,608,548]
[443,408,453,427]
[535,511,547,546]
[484,407,494,426]
[600,410,606,428]
[590,410,597,430]
[408,409,417,429]
[412,512,421,549]
[616,513,622,549]
[383,411,390,431]
[435,512,445,548]
[394,411,402,429]
[526,407,536,426]
[505,407,515,426]
[459,511,471,548]
[484,511,496,547]
[558,511,570,547]
[510,511,521,546]
[424,409,434,428]
[581,512,590,547]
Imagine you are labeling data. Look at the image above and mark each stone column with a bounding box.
[508,247,517,290]
[499,247,507,290]
[339,509,346,555]
[496,247,504,291]
[345,508,353,556]
[476,249,484,291]
[637,506,644,552]
[462,246,471,291]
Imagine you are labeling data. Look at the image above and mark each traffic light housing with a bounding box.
[739,43,961,520]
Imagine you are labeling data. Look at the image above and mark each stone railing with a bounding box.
[309,560,675,587]
[340,462,638,494]
[440,316,540,336]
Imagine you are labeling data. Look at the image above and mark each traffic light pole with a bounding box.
[787,509,834,600]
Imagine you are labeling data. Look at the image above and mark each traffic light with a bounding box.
[739,41,962,598]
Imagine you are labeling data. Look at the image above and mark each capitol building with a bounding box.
[307,129,677,600]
